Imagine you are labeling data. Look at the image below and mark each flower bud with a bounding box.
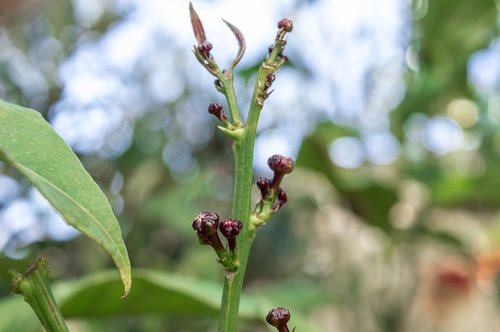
[192,211,224,251]
[219,219,242,238]
[277,18,293,33]
[197,40,213,57]
[272,188,288,212]
[268,44,274,54]
[266,307,291,331]
[256,177,271,200]
[214,79,224,92]
[267,155,294,175]
[208,102,228,121]
[219,219,242,252]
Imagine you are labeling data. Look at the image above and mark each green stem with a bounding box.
[217,68,269,332]
[218,132,256,332]
[217,26,289,332]
[9,257,69,332]
[222,75,242,126]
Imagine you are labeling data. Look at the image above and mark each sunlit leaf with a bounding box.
[0,99,131,297]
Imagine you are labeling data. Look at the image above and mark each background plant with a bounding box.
[0,0,499,331]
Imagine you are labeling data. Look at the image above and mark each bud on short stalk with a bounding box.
[208,102,228,122]
[219,219,243,252]
[272,188,288,212]
[277,18,293,33]
[197,40,213,58]
[268,154,294,192]
[192,211,225,254]
[257,177,271,200]
[266,307,292,332]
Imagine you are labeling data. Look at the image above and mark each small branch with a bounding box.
[9,257,69,332]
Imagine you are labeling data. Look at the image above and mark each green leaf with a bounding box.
[0,297,39,332]
[0,270,323,331]
[0,99,131,297]
[58,270,225,318]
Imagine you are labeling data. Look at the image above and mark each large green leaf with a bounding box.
[0,270,323,331]
[0,99,131,296]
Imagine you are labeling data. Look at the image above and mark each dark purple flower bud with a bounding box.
[192,211,224,251]
[214,79,224,92]
[277,18,293,33]
[219,219,242,252]
[197,40,213,57]
[268,44,274,54]
[192,211,219,234]
[266,73,276,84]
[268,155,294,175]
[272,188,288,212]
[268,155,294,192]
[257,177,271,200]
[208,102,228,121]
[280,54,289,62]
[219,219,242,238]
[266,307,291,331]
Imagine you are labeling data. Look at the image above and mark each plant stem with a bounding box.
[222,76,243,126]
[9,257,69,332]
[218,132,256,332]
[217,23,289,332]
[217,68,268,332]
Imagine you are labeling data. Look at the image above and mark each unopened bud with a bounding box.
[277,19,293,33]
[266,307,291,331]
[266,73,276,84]
[219,219,242,252]
[192,211,224,251]
[208,102,228,121]
[192,211,219,234]
[219,219,242,238]
[268,155,294,175]
[197,40,213,57]
[257,177,271,200]
[272,188,288,212]
[214,79,224,92]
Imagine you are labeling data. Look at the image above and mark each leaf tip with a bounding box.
[222,18,246,70]
[119,261,132,299]
[189,2,206,45]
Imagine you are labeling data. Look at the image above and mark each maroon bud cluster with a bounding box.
[266,307,291,332]
[219,219,243,252]
[277,18,293,33]
[192,211,224,252]
[255,155,294,213]
[192,211,243,263]
[208,102,228,122]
